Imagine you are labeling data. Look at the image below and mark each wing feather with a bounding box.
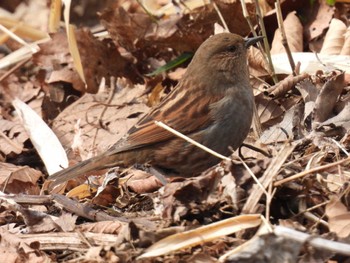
[120,83,222,150]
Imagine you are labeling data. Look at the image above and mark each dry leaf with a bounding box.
[77,221,127,235]
[304,1,334,42]
[326,197,350,238]
[264,73,309,98]
[51,79,149,161]
[314,71,345,123]
[341,27,350,55]
[0,116,27,155]
[248,47,270,77]
[271,11,303,54]
[271,52,350,74]
[320,18,347,55]
[0,162,42,194]
[138,214,262,259]
[13,98,68,175]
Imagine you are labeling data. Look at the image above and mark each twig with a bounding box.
[242,142,296,214]
[240,0,269,70]
[275,0,296,75]
[154,121,231,161]
[331,138,349,156]
[239,143,271,158]
[135,0,159,23]
[212,1,229,32]
[274,155,350,187]
[253,0,278,84]
[0,24,34,51]
[252,103,263,138]
[265,182,276,224]
[238,156,269,197]
[294,200,330,218]
[93,77,116,148]
[240,0,257,37]
[274,226,350,256]
[0,57,31,83]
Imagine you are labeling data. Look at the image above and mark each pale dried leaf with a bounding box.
[12,98,69,175]
[271,11,303,54]
[320,18,347,55]
[272,53,350,74]
[325,197,350,238]
[48,0,61,33]
[0,42,41,70]
[295,79,318,103]
[340,27,350,55]
[77,221,127,235]
[54,213,77,232]
[260,104,297,144]
[138,214,262,259]
[142,0,210,16]
[0,17,49,40]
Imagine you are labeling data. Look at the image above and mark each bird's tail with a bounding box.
[47,152,121,189]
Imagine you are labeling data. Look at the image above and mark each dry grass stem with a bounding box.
[240,0,270,77]
[253,0,278,84]
[275,0,296,74]
[155,121,231,161]
[91,77,116,150]
[274,155,350,186]
[238,156,268,196]
[212,1,229,32]
[242,142,296,214]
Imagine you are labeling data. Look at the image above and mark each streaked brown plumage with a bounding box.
[49,33,261,188]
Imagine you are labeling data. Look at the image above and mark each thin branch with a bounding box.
[253,0,278,84]
[274,155,350,187]
[275,0,296,75]
[154,121,231,161]
[212,1,229,32]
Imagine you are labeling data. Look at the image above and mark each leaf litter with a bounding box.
[0,0,350,262]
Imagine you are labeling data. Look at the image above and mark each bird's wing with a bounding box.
[118,84,221,151]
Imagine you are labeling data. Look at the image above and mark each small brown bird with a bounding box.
[49,33,262,188]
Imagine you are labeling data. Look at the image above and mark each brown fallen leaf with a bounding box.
[0,162,42,195]
[77,220,127,235]
[264,73,309,98]
[304,1,335,42]
[160,168,221,220]
[271,11,303,55]
[51,78,149,161]
[314,71,345,123]
[325,197,350,238]
[0,116,27,155]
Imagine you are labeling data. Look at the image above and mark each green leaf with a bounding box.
[145,52,193,77]
[326,0,336,5]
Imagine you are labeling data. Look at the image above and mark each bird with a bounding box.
[48,33,262,188]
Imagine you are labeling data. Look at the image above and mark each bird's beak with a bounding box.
[244,36,264,48]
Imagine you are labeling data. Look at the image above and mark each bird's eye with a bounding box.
[227,45,237,52]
